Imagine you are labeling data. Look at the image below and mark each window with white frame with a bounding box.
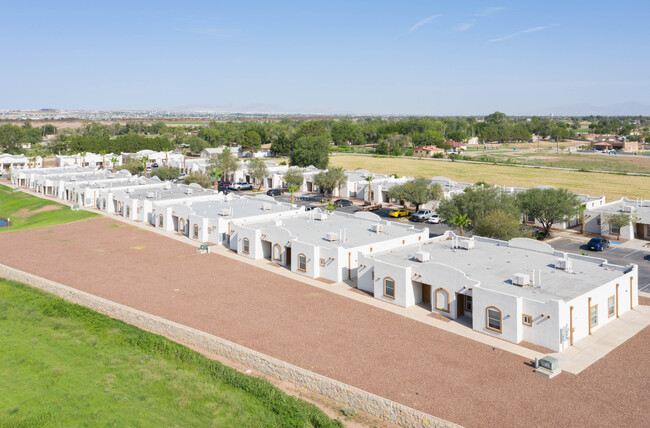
[486,307,502,333]
[590,305,598,327]
[608,296,615,318]
[298,254,307,271]
[383,277,395,299]
[242,238,250,254]
[610,223,620,235]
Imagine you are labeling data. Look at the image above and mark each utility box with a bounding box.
[539,356,558,371]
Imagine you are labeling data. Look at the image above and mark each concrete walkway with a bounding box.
[5,181,649,375]
[550,305,650,374]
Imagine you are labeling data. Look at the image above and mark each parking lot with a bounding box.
[550,237,650,292]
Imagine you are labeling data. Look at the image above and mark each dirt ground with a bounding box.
[0,217,647,428]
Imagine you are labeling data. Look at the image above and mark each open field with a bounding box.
[329,155,650,200]
[487,151,650,174]
[0,184,97,232]
[0,217,647,428]
[0,278,341,427]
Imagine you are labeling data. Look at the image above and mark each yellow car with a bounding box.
[389,209,411,218]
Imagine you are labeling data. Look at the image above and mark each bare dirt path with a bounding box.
[0,217,647,428]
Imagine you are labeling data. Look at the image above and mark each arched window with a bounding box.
[242,238,250,254]
[179,218,185,232]
[158,214,164,227]
[435,288,450,313]
[486,306,502,333]
[273,244,282,261]
[298,254,307,272]
[383,277,395,299]
[193,224,199,238]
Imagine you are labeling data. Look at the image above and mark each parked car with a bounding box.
[389,209,411,218]
[333,199,353,207]
[411,209,434,222]
[587,237,610,251]
[218,181,232,188]
[358,202,381,211]
[304,205,317,211]
[152,163,159,168]
[266,189,283,196]
[231,182,253,191]
[425,213,441,224]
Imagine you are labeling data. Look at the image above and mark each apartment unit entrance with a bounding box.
[456,293,473,320]
[421,283,431,308]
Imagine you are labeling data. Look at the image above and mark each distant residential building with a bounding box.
[414,146,444,157]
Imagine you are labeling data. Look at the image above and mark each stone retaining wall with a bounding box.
[0,264,458,428]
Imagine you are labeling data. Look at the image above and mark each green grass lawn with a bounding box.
[489,152,650,174]
[0,185,98,232]
[0,278,342,427]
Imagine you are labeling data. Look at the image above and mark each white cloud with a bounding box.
[488,25,556,43]
[454,21,476,32]
[396,14,441,37]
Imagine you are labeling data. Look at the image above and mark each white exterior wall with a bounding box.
[520,298,562,351]
[472,287,522,345]
[372,262,411,307]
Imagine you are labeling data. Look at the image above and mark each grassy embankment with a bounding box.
[0,184,97,232]
[0,278,342,427]
[329,155,650,201]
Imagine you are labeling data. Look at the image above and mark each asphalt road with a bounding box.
[549,237,650,292]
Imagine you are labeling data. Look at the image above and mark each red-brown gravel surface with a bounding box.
[0,217,648,428]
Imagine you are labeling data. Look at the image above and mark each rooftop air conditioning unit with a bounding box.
[70,177,76,181]
[413,251,430,262]
[220,208,230,216]
[459,237,475,250]
[262,203,272,211]
[325,232,339,242]
[146,192,155,198]
[185,189,193,195]
[513,273,530,287]
[622,205,634,213]
[315,213,328,221]
[555,258,568,270]
[371,223,383,233]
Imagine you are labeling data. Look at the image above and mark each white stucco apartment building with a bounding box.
[231,211,429,283]
[585,198,650,240]
[358,234,638,351]
[152,194,303,245]
[1,154,41,171]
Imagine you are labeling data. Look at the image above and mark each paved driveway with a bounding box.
[549,237,650,292]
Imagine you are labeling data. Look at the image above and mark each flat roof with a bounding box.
[125,183,217,200]
[370,237,627,303]
[247,211,421,249]
[188,197,296,219]
[592,198,650,224]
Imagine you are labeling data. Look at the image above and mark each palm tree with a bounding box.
[365,174,374,202]
[182,151,187,173]
[80,152,87,167]
[331,167,346,198]
[208,167,223,190]
[99,150,107,169]
[325,202,337,213]
[577,203,586,234]
[288,184,300,204]
[111,157,119,173]
[141,156,149,178]
[449,213,471,236]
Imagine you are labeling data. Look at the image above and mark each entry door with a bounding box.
[285,247,291,268]
[636,223,645,239]
[422,283,431,304]
[457,294,465,317]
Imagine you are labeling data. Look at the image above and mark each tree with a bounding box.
[314,170,338,196]
[210,148,239,181]
[604,212,637,240]
[110,156,119,173]
[242,131,262,154]
[364,175,374,202]
[150,167,181,181]
[449,213,471,236]
[289,135,330,169]
[287,184,300,204]
[387,178,443,211]
[183,172,211,188]
[474,210,533,241]
[248,158,268,190]
[207,167,223,190]
[282,167,304,187]
[188,136,209,154]
[437,185,520,229]
[325,202,337,213]
[517,188,581,237]
[118,157,144,175]
[141,156,149,178]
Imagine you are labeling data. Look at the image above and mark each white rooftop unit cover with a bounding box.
[315,213,328,221]
[325,232,339,242]
[371,223,383,233]
[146,192,155,198]
[262,203,273,211]
[220,208,230,216]
[185,188,193,195]
[513,273,530,286]
[413,251,430,262]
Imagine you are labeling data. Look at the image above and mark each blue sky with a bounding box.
[1,0,649,115]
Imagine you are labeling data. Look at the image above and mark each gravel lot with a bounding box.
[0,217,647,428]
